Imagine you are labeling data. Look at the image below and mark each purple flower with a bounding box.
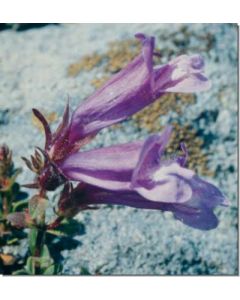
[31,33,210,191]
[27,33,227,230]
[59,126,227,230]
[32,33,210,166]
[65,181,226,230]
[69,33,211,143]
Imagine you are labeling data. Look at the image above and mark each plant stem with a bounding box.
[34,228,45,257]
[33,189,47,275]
[47,216,64,230]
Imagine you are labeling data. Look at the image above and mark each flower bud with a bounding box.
[0,144,12,178]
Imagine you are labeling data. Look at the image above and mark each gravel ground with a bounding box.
[0,24,238,275]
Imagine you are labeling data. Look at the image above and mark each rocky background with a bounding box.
[0,24,238,275]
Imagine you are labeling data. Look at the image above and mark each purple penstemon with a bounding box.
[29,33,227,230]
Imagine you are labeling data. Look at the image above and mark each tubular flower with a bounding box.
[25,33,227,230]
[60,126,227,230]
[69,33,211,143]
[29,33,211,191]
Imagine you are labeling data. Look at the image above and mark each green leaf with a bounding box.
[54,264,63,275]
[39,245,53,271]
[29,228,38,255]
[38,256,52,269]
[41,244,50,259]
[46,229,67,237]
[15,191,28,201]
[11,182,20,197]
[43,264,55,275]
[55,219,85,237]
[6,237,19,245]
[25,257,35,275]
[13,269,29,275]
[12,199,29,212]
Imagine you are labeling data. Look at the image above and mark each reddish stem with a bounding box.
[47,216,64,230]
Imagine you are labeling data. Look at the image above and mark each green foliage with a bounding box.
[1,144,88,276]
[13,244,58,275]
[0,145,29,274]
[47,218,85,238]
[28,228,38,256]
[43,264,55,275]
[25,256,36,275]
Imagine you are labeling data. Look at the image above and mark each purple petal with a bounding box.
[130,127,226,228]
[59,140,143,190]
[60,127,171,191]
[182,175,227,209]
[69,34,155,143]
[135,33,155,85]
[172,204,219,230]
[133,161,195,204]
[172,175,227,230]
[154,54,211,94]
[131,126,194,204]
[131,126,172,190]
[73,182,225,230]
[75,184,171,211]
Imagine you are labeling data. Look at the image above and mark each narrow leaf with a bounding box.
[29,228,38,255]
[25,257,35,275]
[43,264,55,275]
